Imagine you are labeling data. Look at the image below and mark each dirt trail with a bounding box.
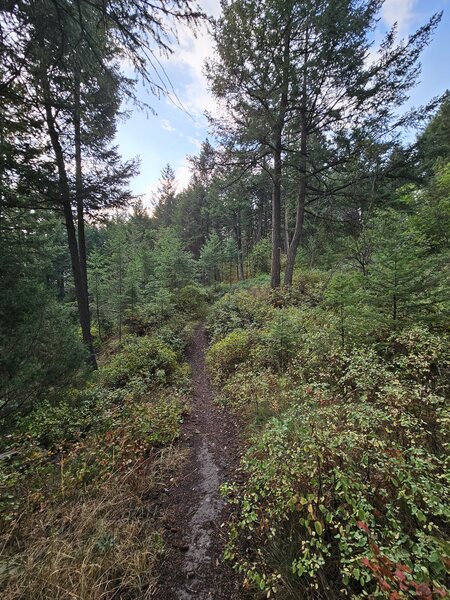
[155,325,242,600]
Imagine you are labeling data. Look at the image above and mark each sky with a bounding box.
[115,0,450,205]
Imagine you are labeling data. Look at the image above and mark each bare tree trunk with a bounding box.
[42,73,97,368]
[74,70,89,297]
[271,147,282,288]
[284,198,290,253]
[284,122,306,286]
[234,210,245,281]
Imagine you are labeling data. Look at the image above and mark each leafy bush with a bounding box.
[207,289,273,341]
[260,308,303,371]
[0,323,189,599]
[99,336,178,388]
[175,284,209,318]
[16,392,98,449]
[209,284,450,599]
[249,236,271,275]
[224,397,449,599]
[206,329,254,384]
[0,291,86,418]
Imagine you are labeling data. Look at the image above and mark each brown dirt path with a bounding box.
[154,325,243,600]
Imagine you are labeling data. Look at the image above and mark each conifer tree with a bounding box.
[208,0,442,287]
[153,164,177,227]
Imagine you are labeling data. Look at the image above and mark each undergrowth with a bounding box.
[0,325,193,598]
[206,272,450,599]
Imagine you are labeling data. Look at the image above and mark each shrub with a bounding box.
[16,391,98,449]
[207,289,273,342]
[211,285,449,599]
[175,284,208,318]
[249,237,271,275]
[206,329,254,384]
[260,308,303,371]
[224,398,449,599]
[99,336,178,388]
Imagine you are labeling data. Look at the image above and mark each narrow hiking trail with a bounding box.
[155,325,242,600]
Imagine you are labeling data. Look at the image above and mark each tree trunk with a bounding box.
[42,73,97,368]
[284,198,290,253]
[271,147,282,288]
[284,178,305,286]
[74,70,89,297]
[285,118,306,286]
[234,210,245,281]
[270,23,291,288]
[285,29,309,288]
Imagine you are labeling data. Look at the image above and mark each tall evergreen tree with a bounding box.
[208,0,442,287]
[153,164,177,227]
[0,0,205,365]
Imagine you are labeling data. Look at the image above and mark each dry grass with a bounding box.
[0,446,186,600]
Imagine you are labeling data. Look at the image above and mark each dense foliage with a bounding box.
[0,299,195,598]
[1,0,449,598]
[208,276,449,597]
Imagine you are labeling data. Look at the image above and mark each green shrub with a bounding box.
[100,336,178,388]
[153,324,186,357]
[15,392,97,450]
[207,289,273,342]
[224,398,449,599]
[210,285,449,599]
[260,308,303,371]
[176,284,209,318]
[249,237,271,275]
[206,329,254,384]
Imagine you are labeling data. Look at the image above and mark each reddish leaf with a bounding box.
[357,521,370,533]
[379,579,392,592]
[394,569,406,582]
[371,542,381,556]
[415,583,432,599]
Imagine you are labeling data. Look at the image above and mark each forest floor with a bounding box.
[154,325,243,600]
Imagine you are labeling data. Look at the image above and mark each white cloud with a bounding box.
[162,0,222,124]
[161,118,175,132]
[174,158,192,190]
[142,156,192,209]
[187,135,202,149]
[382,0,418,34]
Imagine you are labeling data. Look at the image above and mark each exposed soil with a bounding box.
[154,325,243,600]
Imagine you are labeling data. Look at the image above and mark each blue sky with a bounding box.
[116,0,450,205]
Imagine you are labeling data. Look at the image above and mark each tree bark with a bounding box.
[271,146,282,288]
[42,73,97,368]
[284,197,290,253]
[234,210,245,280]
[285,27,309,288]
[270,24,291,288]
[285,116,307,286]
[74,70,89,297]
